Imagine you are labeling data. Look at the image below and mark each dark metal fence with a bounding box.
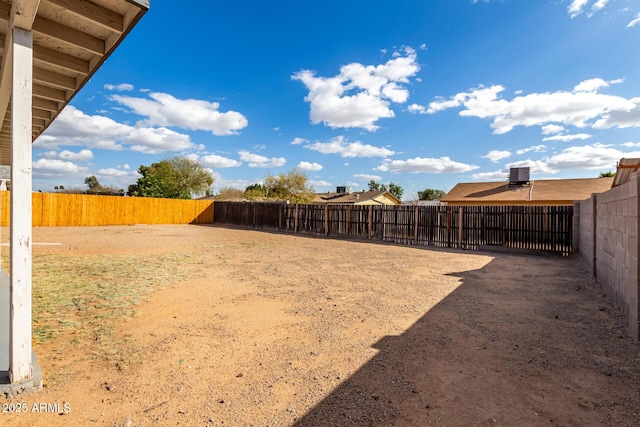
[213,202,574,255]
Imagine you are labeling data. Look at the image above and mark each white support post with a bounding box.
[9,26,33,384]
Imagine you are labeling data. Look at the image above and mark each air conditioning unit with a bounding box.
[509,167,530,185]
[336,186,351,194]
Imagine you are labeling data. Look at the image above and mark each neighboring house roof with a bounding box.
[313,190,401,205]
[441,177,614,205]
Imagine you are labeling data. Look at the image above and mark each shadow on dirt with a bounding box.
[293,254,640,426]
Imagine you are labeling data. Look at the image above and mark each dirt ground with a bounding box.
[1,224,639,426]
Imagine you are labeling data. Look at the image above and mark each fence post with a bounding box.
[447,206,451,248]
[413,205,419,245]
[368,205,373,239]
[253,203,257,229]
[324,204,329,236]
[458,207,463,249]
[592,194,597,279]
[294,204,299,233]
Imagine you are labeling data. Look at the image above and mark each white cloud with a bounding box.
[516,145,547,155]
[110,92,248,136]
[426,79,640,134]
[128,127,195,154]
[296,161,323,172]
[505,159,558,175]
[541,124,565,135]
[488,143,640,176]
[38,106,200,154]
[200,154,242,168]
[542,133,592,142]
[546,143,640,170]
[471,170,509,181]
[291,137,308,145]
[302,136,394,158]
[39,149,94,162]
[375,157,479,174]
[238,150,286,168]
[628,13,640,28]
[407,103,427,114]
[96,168,136,178]
[104,83,134,92]
[309,180,332,188]
[353,173,382,181]
[574,77,622,93]
[482,150,511,162]
[568,0,590,18]
[622,142,640,147]
[32,158,89,178]
[292,47,420,131]
[588,0,610,17]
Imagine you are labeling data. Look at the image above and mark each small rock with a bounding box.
[123,419,133,427]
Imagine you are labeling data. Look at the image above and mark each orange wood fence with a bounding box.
[0,192,214,226]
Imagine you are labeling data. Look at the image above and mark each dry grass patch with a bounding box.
[10,252,210,378]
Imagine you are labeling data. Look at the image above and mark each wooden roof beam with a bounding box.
[33,96,59,112]
[33,66,77,90]
[33,107,52,120]
[33,44,89,75]
[34,83,67,102]
[12,1,41,31]
[33,15,104,55]
[45,0,124,34]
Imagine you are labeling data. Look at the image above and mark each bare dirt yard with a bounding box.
[1,224,639,426]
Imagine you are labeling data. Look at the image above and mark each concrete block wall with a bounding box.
[576,173,640,339]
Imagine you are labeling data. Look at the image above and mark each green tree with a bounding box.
[84,176,120,194]
[387,182,403,200]
[368,180,403,200]
[84,176,101,191]
[599,171,615,178]
[244,183,266,200]
[263,169,315,203]
[368,179,383,191]
[130,156,213,199]
[418,188,445,201]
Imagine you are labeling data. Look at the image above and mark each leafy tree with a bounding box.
[84,176,121,195]
[368,180,403,200]
[84,176,101,191]
[387,182,403,200]
[244,183,266,200]
[599,171,615,178]
[368,179,383,191]
[418,188,445,201]
[129,156,213,199]
[263,169,315,203]
[216,187,245,201]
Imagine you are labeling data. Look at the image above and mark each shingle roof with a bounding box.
[313,190,400,205]
[442,178,614,204]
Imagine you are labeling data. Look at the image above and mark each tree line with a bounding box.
[67,155,446,202]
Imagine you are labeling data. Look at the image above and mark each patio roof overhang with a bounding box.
[0,0,149,166]
[0,0,148,387]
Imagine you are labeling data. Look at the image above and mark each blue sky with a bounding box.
[33,0,640,199]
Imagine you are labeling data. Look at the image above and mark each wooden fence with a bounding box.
[213,202,574,255]
[0,192,214,226]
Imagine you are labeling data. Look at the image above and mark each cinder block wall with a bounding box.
[576,174,639,339]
